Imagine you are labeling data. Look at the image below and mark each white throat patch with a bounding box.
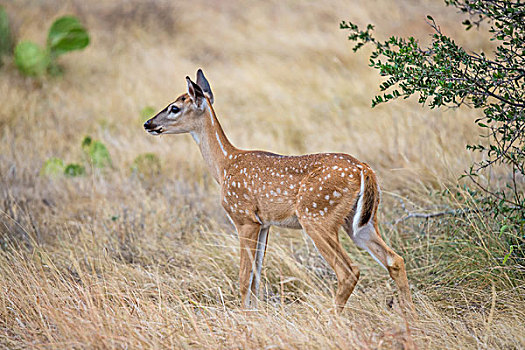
[190,131,200,145]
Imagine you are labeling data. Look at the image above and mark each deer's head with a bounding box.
[144,69,214,135]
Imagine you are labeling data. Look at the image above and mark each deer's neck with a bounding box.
[191,103,235,184]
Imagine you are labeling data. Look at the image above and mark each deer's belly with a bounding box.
[263,214,302,229]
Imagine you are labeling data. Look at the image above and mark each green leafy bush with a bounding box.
[82,136,112,168]
[0,6,12,66]
[40,157,65,177]
[132,153,161,178]
[341,0,524,265]
[41,157,86,178]
[64,163,85,177]
[41,136,111,179]
[14,42,50,76]
[14,15,89,76]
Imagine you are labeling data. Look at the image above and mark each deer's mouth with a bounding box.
[147,126,164,135]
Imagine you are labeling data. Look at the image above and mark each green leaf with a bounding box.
[502,245,514,264]
[14,41,50,76]
[64,163,85,177]
[41,157,65,177]
[47,16,89,58]
[499,224,509,237]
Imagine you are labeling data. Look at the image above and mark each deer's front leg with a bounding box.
[236,222,262,308]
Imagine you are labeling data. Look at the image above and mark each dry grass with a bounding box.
[1,0,524,348]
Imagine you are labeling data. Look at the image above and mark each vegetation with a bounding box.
[41,137,110,178]
[64,163,86,177]
[0,1,524,348]
[14,15,89,76]
[341,0,524,266]
[82,136,112,169]
[40,157,65,177]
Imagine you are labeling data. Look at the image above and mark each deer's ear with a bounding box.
[186,76,206,110]
[196,69,214,105]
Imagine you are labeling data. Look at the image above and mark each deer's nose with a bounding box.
[143,119,154,130]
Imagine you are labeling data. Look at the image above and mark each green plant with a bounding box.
[0,6,12,66]
[341,0,524,262]
[41,157,88,178]
[14,15,89,76]
[64,163,85,177]
[14,42,50,76]
[47,16,90,59]
[40,157,65,177]
[82,136,112,168]
[41,136,111,179]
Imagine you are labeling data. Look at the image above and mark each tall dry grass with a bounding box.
[1,0,523,348]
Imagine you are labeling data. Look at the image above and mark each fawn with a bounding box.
[144,69,414,315]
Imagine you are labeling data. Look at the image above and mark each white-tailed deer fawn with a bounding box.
[144,69,414,316]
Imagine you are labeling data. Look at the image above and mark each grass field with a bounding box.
[1,0,524,348]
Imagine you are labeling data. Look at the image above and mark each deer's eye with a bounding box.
[170,105,180,114]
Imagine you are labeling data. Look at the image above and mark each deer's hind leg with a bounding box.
[299,219,360,313]
[344,219,415,317]
[251,226,269,301]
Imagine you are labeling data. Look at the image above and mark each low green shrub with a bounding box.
[82,136,112,169]
[64,163,85,177]
[41,136,111,178]
[14,42,50,76]
[14,15,89,76]
[40,157,65,177]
